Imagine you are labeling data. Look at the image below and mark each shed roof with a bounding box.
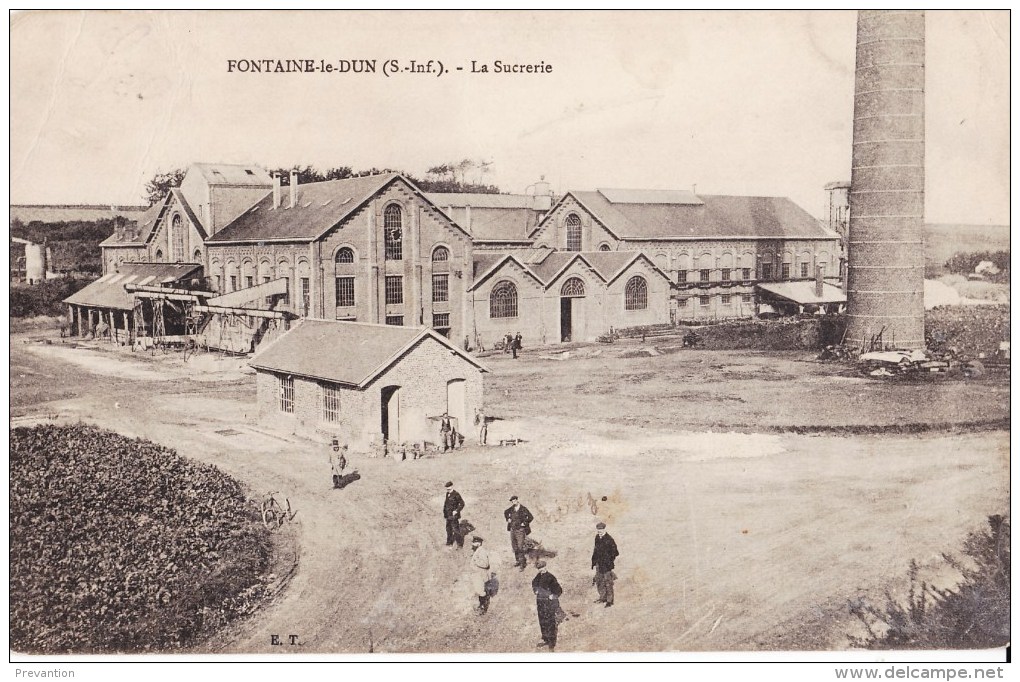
[557,190,834,240]
[756,281,847,305]
[250,320,489,387]
[63,262,204,311]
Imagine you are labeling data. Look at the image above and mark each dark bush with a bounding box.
[10,424,272,653]
[9,278,94,318]
[849,515,1010,649]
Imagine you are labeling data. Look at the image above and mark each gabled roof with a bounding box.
[471,249,670,291]
[540,190,834,241]
[63,262,203,311]
[207,173,469,244]
[250,320,489,387]
[170,188,207,239]
[99,196,169,247]
[192,163,273,187]
[469,252,546,292]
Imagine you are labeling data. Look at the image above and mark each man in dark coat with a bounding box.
[504,495,534,569]
[532,560,562,651]
[440,413,453,452]
[443,481,465,548]
[591,521,619,607]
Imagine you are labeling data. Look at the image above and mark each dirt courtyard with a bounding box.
[9,332,1010,653]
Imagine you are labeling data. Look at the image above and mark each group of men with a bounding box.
[442,482,621,652]
[503,331,523,359]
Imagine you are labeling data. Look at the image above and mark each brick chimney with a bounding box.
[289,170,298,209]
[272,173,281,209]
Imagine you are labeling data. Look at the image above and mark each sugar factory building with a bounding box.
[70,162,843,349]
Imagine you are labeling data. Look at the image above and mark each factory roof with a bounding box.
[250,320,488,387]
[544,190,834,241]
[63,262,204,311]
[207,173,470,243]
[756,281,847,305]
[191,163,274,187]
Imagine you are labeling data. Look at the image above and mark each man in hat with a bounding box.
[439,413,453,452]
[591,521,619,607]
[443,482,465,548]
[469,536,493,615]
[329,442,348,489]
[504,495,535,570]
[531,560,562,651]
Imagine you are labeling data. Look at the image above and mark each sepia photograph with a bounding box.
[8,8,1010,675]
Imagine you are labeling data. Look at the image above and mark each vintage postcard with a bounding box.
[8,9,1010,674]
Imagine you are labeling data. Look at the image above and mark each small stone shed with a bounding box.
[250,320,488,449]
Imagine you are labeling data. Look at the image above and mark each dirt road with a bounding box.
[10,336,1009,652]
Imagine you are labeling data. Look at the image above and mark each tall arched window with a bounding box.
[154,248,164,262]
[384,204,403,260]
[561,277,585,297]
[171,214,185,262]
[490,281,518,318]
[193,248,202,262]
[432,246,449,262]
[336,247,355,264]
[566,214,582,252]
[625,276,648,310]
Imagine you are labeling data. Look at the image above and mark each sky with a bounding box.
[9,10,1010,224]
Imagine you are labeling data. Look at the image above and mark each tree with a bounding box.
[144,169,186,205]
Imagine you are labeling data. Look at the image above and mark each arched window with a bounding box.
[598,243,611,252]
[625,276,648,310]
[432,246,449,262]
[336,247,355,264]
[565,214,582,252]
[193,248,202,262]
[154,248,164,262]
[171,214,185,262]
[384,204,403,260]
[561,277,585,297]
[490,281,518,318]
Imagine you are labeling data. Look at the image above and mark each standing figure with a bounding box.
[329,443,348,489]
[514,332,523,359]
[440,413,453,452]
[504,331,513,354]
[532,560,562,651]
[475,407,488,446]
[469,536,492,615]
[443,481,465,548]
[591,521,620,607]
[504,495,535,570]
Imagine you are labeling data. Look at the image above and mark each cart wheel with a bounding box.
[262,508,278,528]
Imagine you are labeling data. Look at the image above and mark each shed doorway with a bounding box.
[381,385,401,444]
[447,379,466,435]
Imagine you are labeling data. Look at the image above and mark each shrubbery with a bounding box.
[849,515,1010,649]
[10,424,273,653]
[9,277,93,318]
[925,305,1009,357]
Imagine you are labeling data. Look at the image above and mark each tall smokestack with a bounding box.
[273,173,281,209]
[289,170,298,209]
[845,10,926,350]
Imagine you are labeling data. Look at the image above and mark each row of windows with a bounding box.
[676,293,754,307]
[334,274,451,308]
[278,375,345,423]
[335,244,451,265]
[489,276,649,318]
[676,263,825,283]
